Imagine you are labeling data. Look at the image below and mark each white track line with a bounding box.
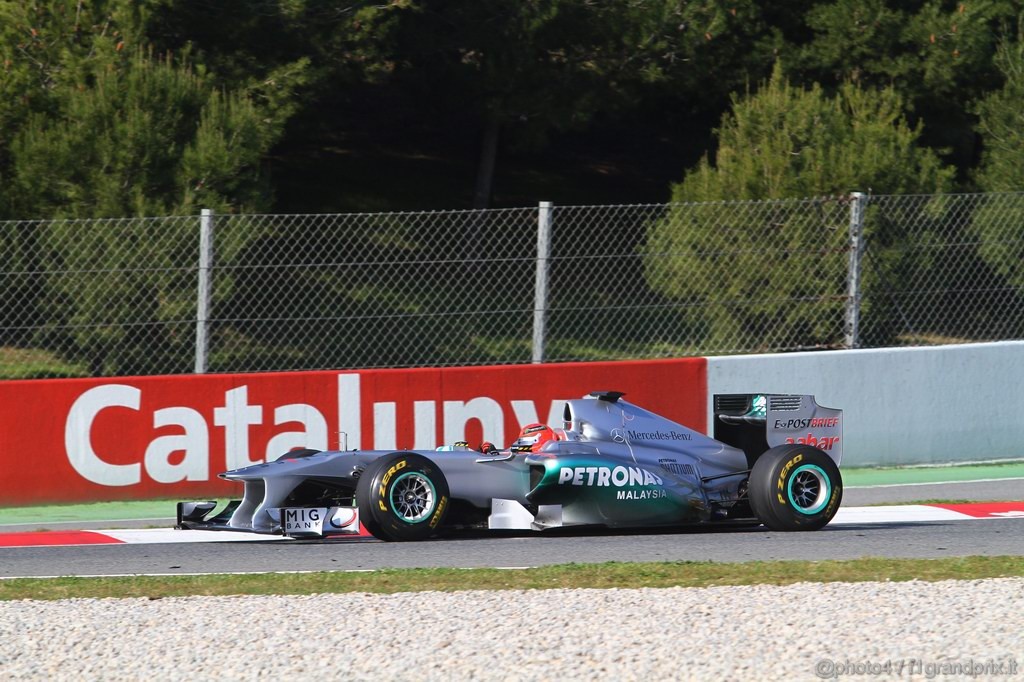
[831,505,977,524]
[3,505,1022,549]
[101,529,293,544]
[0,566,536,580]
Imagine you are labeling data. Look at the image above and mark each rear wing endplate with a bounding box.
[713,394,843,467]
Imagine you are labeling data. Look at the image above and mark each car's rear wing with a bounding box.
[713,394,843,467]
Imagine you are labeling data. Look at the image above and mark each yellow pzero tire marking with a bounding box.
[428,496,448,529]
[379,460,408,497]
[776,454,803,498]
[823,485,841,516]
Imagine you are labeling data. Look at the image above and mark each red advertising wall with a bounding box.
[0,358,706,506]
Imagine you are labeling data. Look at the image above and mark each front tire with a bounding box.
[355,453,450,541]
[748,444,842,531]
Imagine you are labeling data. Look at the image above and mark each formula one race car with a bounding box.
[177,392,843,541]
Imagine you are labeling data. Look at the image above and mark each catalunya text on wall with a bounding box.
[0,359,706,505]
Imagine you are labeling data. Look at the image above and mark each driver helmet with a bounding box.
[511,423,560,452]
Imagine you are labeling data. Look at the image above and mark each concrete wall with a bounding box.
[706,341,1024,467]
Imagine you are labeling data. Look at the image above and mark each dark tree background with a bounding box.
[5,0,1020,217]
[2,0,1023,376]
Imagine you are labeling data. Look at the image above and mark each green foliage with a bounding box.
[10,51,290,372]
[852,193,1021,347]
[795,0,1012,93]
[10,51,277,216]
[350,1,758,205]
[0,1,136,216]
[974,39,1024,193]
[29,215,197,375]
[644,67,954,351]
[673,64,954,201]
[4,1,1024,375]
[0,6,299,374]
[1,1,310,218]
[970,40,1024,310]
[790,0,1020,172]
[209,209,538,371]
[795,0,907,83]
[0,345,88,379]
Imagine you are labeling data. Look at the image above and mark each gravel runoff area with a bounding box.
[1,579,1021,681]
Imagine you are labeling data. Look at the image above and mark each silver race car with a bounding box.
[177,392,844,541]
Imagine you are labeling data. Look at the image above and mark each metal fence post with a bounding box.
[195,208,214,373]
[532,201,553,363]
[845,192,867,349]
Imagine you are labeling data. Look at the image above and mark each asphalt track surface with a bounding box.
[0,480,1021,579]
[1,477,1019,533]
[3,517,1024,578]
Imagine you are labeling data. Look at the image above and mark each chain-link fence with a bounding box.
[0,216,201,377]
[3,193,1024,378]
[857,194,1024,347]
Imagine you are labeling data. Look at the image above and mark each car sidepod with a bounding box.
[526,453,706,527]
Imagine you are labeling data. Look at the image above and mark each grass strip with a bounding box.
[2,556,1022,601]
[843,462,1024,487]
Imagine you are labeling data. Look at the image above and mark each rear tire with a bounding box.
[748,444,842,531]
[355,453,450,541]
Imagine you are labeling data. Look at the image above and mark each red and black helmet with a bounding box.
[512,423,560,452]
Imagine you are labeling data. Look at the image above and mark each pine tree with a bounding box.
[643,65,953,352]
[969,39,1024,333]
[0,1,310,375]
